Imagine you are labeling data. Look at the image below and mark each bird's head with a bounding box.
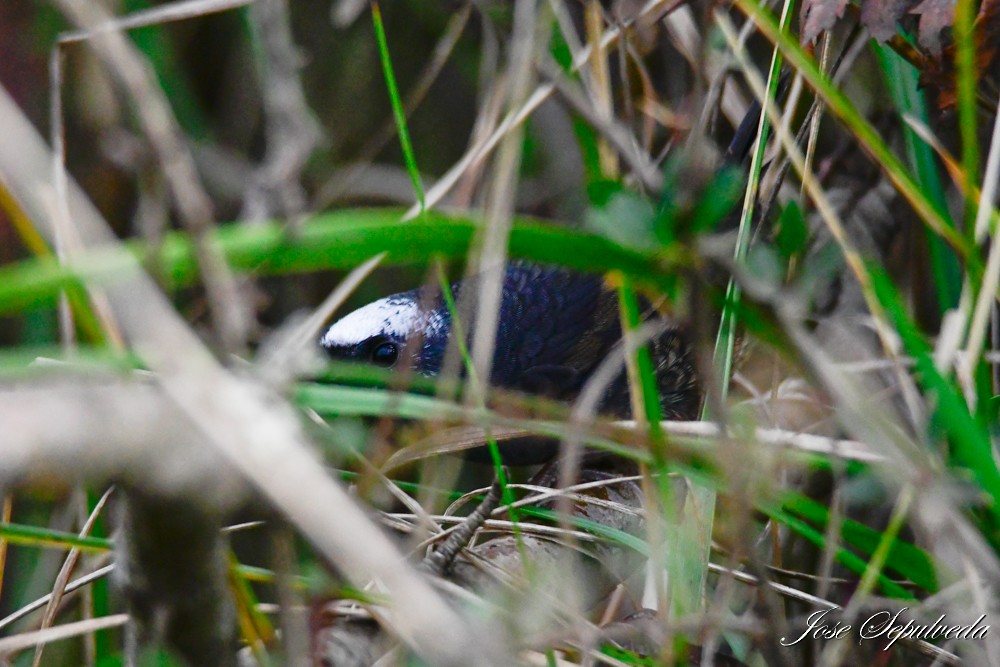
[319,290,451,375]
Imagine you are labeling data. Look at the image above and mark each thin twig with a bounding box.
[0,564,115,634]
[421,475,504,576]
[55,0,248,355]
[0,615,129,656]
[539,59,662,191]
[243,0,322,222]
[403,0,677,219]
[32,487,114,667]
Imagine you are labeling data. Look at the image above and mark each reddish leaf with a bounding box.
[861,0,920,41]
[978,0,1000,63]
[801,0,850,42]
[911,0,956,55]
[917,0,1000,109]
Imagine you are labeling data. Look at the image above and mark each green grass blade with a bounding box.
[0,209,689,316]
[372,2,425,210]
[870,265,1000,538]
[783,492,938,592]
[954,0,980,233]
[0,523,112,553]
[434,265,521,528]
[762,505,914,599]
[677,0,794,625]
[874,44,961,312]
[713,0,792,398]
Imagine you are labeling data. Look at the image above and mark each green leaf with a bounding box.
[775,201,809,261]
[688,164,745,236]
[584,189,659,252]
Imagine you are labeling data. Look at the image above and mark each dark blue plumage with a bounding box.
[321,263,699,460]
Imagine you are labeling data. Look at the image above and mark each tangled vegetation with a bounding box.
[0,0,999,665]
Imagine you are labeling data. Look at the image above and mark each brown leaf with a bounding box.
[977,0,1000,69]
[861,0,920,41]
[801,0,850,42]
[916,0,1000,108]
[911,0,956,55]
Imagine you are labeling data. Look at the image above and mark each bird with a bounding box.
[320,262,700,464]
[317,83,780,459]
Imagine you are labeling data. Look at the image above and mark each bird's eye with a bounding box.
[371,342,399,368]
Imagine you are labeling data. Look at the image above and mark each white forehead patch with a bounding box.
[322,297,425,348]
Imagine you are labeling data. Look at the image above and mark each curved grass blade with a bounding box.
[0,209,684,316]
[784,492,938,592]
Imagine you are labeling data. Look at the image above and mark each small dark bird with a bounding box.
[320,262,699,463]
[318,78,781,456]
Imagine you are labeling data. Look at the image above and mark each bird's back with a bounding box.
[487,263,698,421]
